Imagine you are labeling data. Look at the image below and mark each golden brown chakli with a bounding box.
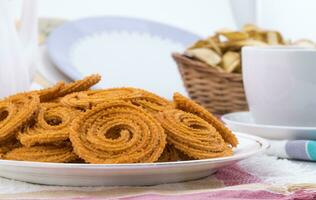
[0,75,101,162]
[61,87,172,113]
[61,88,143,110]
[158,144,191,162]
[4,142,78,163]
[0,139,21,158]
[159,109,232,159]
[0,74,238,164]
[70,101,166,164]
[18,103,79,147]
[0,94,39,142]
[173,92,238,147]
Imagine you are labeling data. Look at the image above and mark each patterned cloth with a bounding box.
[1,163,315,199]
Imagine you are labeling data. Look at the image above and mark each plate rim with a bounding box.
[0,132,268,169]
[46,15,201,81]
[222,111,316,131]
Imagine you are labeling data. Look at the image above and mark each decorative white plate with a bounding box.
[47,16,200,98]
[222,112,316,140]
[0,132,267,186]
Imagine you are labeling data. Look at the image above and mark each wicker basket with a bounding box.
[172,53,248,115]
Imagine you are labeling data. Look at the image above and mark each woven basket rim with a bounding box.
[172,53,242,79]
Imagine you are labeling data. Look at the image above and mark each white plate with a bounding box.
[0,132,267,186]
[47,16,200,98]
[222,112,316,140]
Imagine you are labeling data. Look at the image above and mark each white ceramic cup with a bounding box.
[242,46,316,127]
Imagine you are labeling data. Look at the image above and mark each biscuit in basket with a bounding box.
[18,103,78,147]
[70,101,166,164]
[173,93,238,147]
[159,109,232,159]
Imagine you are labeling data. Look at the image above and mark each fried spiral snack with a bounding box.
[18,103,78,147]
[158,144,181,162]
[61,88,142,110]
[158,144,191,162]
[159,109,232,159]
[0,94,39,142]
[4,143,78,163]
[8,82,65,103]
[61,87,172,114]
[127,89,172,114]
[33,81,65,102]
[57,74,101,97]
[70,101,166,164]
[24,74,100,103]
[0,74,238,164]
[173,93,238,147]
[0,139,21,158]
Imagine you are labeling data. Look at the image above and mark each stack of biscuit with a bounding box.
[0,75,238,164]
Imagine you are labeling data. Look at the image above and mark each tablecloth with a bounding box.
[0,154,316,199]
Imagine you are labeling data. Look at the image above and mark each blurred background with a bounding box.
[2,0,316,99]
[9,0,316,40]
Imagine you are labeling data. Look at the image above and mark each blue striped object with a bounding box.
[285,140,316,161]
[269,140,316,161]
[307,141,316,161]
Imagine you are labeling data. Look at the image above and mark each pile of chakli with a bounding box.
[0,74,238,164]
[1,74,101,163]
[185,24,316,73]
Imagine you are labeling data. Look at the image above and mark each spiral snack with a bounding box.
[61,87,172,114]
[173,93,238,147]
[159,109,232,159]
[61,88,142,110]
[128,89,172,114]
[8,82,65,103]
[158,145,181,162]
[57,74,101,97]
[27,74,100,103]
[0,139,20,158]
[70,101,166,164]
[34,81,65,102]
[4,143,78,163]
[0,94,39,142]
[158,144,191,162]
[18,103,78,147]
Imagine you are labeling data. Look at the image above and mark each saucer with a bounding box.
[221,112,316,140]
